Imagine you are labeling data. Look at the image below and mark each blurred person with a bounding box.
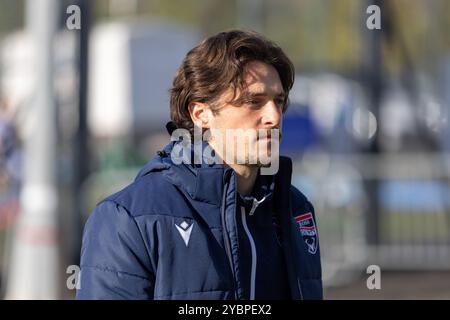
[0,97,21,230]
[77,30,322,300]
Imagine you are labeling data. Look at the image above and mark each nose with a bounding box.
[261,100,282,127]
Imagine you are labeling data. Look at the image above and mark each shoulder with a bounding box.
[83,199,139,243]
[290,185,316,217]
[80,199,153,271]
[97,170,181,218]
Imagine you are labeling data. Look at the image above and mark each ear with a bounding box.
[188,102,212,129]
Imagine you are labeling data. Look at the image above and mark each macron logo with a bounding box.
[175,221,194,247]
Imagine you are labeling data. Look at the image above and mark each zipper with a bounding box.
[297,277,304,300]
[240,205,257,300]
[221,170,239,300]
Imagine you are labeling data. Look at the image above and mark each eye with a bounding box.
[275,98,285,108]
[245,99,263,107]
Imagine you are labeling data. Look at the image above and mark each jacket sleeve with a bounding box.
[290,186,323,299]
[76,200,155,299]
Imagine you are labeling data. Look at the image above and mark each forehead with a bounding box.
[243,61,283,94]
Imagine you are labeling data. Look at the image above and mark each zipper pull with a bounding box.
[249,199,258,216]
[248,196,266,216]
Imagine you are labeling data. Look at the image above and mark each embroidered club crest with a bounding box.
[294,212,318,254]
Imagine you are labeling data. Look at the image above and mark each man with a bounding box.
[76,30,322,300]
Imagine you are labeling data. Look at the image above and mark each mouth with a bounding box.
[257,133,281,141]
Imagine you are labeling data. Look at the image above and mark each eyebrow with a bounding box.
[241,91,286,99]
[231,90,288,106]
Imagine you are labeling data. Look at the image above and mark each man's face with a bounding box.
[206,61,284,166]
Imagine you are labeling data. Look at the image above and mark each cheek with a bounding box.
[214,110,249,128]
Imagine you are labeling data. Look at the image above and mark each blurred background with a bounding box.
[0,0,449,299]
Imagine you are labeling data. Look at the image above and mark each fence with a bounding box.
[292,152,450,287]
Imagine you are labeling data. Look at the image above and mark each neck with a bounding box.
[226,163,259,196]
[207,139,259,196]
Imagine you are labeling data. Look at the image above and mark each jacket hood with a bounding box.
[135,122,230,206]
